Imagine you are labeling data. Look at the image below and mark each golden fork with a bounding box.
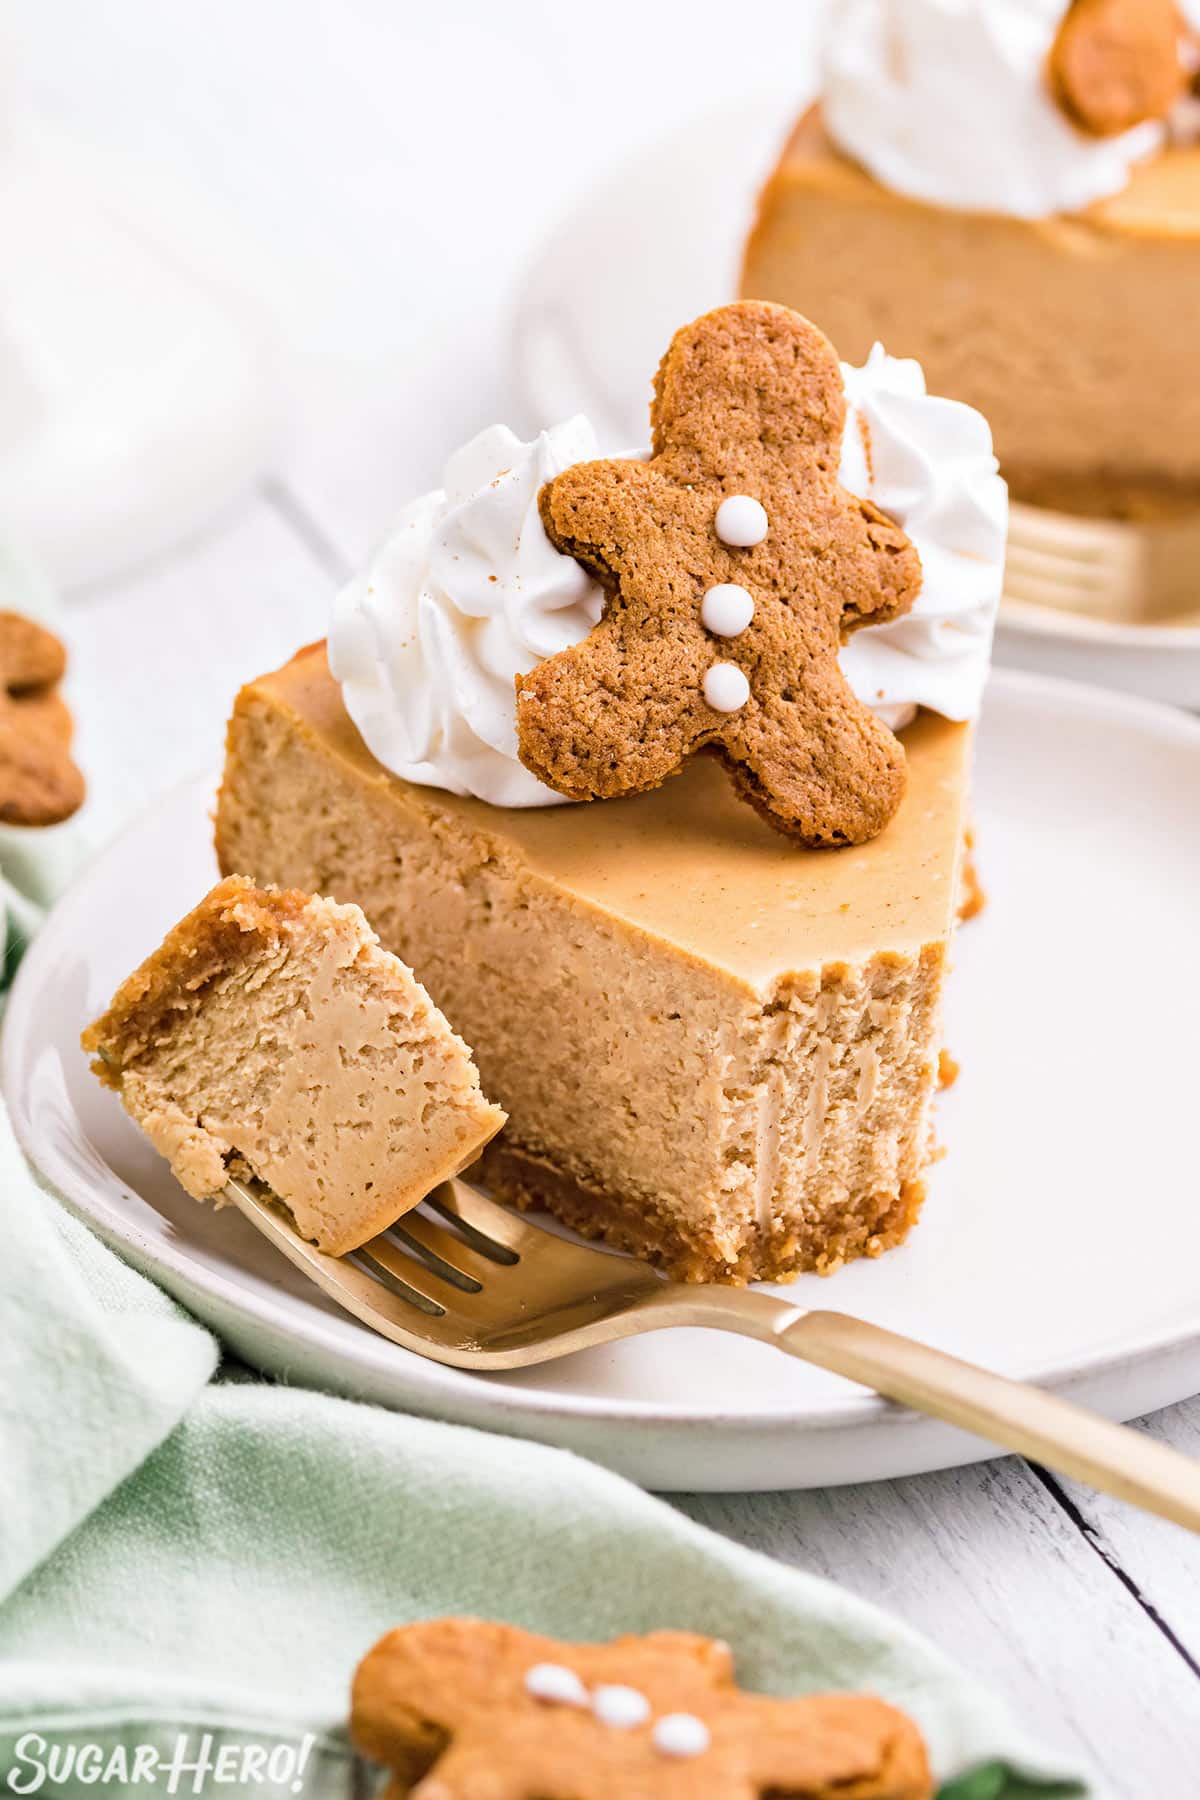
[226,1172,1200,1534]
[1004,499,1200,626]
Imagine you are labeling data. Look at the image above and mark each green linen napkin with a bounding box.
[0,563,1095,1800]
[0,1120,1093,1800]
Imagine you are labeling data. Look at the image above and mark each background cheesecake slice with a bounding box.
[215,646,973,1285]
[742,107,1200,520]
[83,876,505,1255]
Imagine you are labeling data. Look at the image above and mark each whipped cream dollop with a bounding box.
[822,0,1167,218]
[331,419,607,808]
[839,346,1007,733]
[331,356,1006,807]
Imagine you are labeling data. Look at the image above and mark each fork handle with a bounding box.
[777,1308,1200,1533]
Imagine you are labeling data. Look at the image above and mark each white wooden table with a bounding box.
[13,1,1200,1788]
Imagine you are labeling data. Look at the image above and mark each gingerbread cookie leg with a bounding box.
[516,617,708,803]
[721,694,908,847]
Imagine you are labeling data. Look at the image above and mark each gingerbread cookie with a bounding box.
[1049,0,1191,137]
[514,302,922,848]
[351,1618,932,1799]
[0,612,85,827]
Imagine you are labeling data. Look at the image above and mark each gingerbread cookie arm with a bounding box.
[352,1620,494,1776]
[841,498,924,637]
[525,460,707,800]
[1049,0,1188,136]
[537,456,661,587]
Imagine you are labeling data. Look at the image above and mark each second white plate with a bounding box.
[512,95,1200,708]
[5,670,1200,1492]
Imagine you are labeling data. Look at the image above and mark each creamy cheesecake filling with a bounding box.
[84,881,504,1256]
[751,1027,786,1239]
[216,654,967,1282]
[742,108,1200,518]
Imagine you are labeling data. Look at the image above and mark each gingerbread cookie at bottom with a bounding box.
[517,301,922,848]
[351,1618,932,1799]
[0,612,85,826]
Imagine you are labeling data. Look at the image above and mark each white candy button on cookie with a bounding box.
[703,663,751,713]
[591,1685,651,1729]
[652,1713,712,1758]
[701,583,755,638]
[714,495,768,547]
[523,1663,589,1707]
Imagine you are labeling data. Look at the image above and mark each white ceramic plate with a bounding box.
[512,95,1200,710]
[995,599,1200,711]
[6,669,1200,1493]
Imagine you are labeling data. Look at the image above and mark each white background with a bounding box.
[7,1,1199,1788]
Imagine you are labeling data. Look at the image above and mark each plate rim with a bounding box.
[999,594,1200,652]
[6,665,1200,1447]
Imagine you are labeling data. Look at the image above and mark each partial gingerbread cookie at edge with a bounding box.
[515,301,922,848]
[0,612,85,827]
[351,1618,933,1799]
[1049,0,1191,137]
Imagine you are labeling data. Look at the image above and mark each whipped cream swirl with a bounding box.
[332,419,606,808]
[331,356,1006,808]
[840,346,1007,731]
[823,0,1167,218]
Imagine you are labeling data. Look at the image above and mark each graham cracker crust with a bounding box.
[481,1140,925,1287]
[959,827,987,924]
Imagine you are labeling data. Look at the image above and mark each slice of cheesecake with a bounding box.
[215,645,972,1285]
[83,876,505,1255]
[742,107,1200,520]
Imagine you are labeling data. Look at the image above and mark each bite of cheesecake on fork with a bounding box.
[82,876,505,1256]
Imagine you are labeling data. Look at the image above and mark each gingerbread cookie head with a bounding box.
[514,302,922,848]
[1049,0,1192,138]
[351,1618,932,1799]
[0,612,85,827]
